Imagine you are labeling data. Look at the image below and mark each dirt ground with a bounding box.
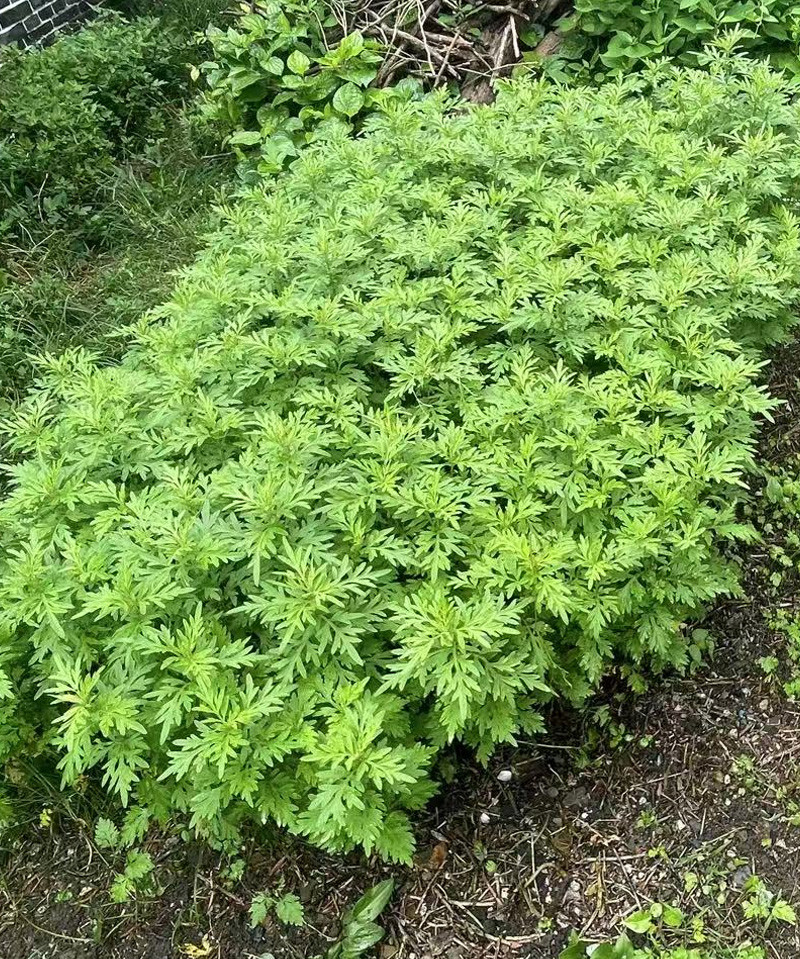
[4,350,800,959]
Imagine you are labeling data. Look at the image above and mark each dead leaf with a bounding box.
[428,840,449,870]
[181,937,213,958]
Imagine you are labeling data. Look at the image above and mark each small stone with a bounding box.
[480,811,491,824]
[732,865,751,888]
[497,769,513,783]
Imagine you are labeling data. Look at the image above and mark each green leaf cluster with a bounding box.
[2,52,800,859]
[109,848,155,902]
[561,0,800,73]
[249,888,305,927]
[197,2,413,175]
[561,935,764,959]
[327,879,394,959]
[0,12,194,243]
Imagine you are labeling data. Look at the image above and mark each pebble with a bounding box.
[480,812,490,824]
[497,769,513,782]
[732,864,752,888]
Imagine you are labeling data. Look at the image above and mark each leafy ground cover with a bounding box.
[3,382,800,956]
[5,2,800,958]
[560,0,800,74]
[273,0,800,101]
[3,51,800,861]
[0,9,233,401]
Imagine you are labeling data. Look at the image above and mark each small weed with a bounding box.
[740,876,796,930]
[636,809,659,830]
[647,845,669,862]
[623,902,685,937]
[222,857,246,884]
[249,887,305,928]
[110,849,155,903]
[326,880,394,959]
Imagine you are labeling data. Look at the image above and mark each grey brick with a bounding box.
[24,20,52,42]
[0,0,33,30]
[0,0,94,44]
[0,18,27,42]
[49,5,79,27]
[21,10,42,29]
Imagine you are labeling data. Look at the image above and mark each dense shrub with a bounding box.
[0,10,234,400]
[561,0,800,73]
[2,53,800,859]
[110,0,232,34]
[197,4,399,176]
[0,13,192,241]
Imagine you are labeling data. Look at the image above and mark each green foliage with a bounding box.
[757,459,800,697]
[326,880,395,959]
[95,817,121,849]
[109,848,155,902]
[275,891,305,926]
[625,903,685,936]
[561,0,800,74]
[94,806,151,853]
[249,891,272,928]
[0,119,230,401]
[771,610,800,698]
[198,2,410,175]
[560,935,765,959]
[563,881,794,957]
[249,888,305,927]
[0,12,194,243]
[2,53,800,858]
[740,876,796,928]
[0,0,233,400]
[109,0,233,34]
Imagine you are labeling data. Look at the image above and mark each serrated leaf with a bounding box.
[249,892,272,928]
[772,900,797,924]
[94,817,120,849]
[275,892,305,926]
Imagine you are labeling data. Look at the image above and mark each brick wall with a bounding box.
[0,0,95,46]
